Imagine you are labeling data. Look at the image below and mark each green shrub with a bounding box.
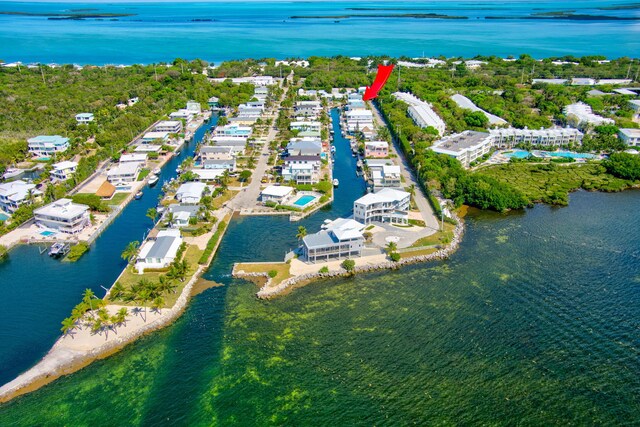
[198,221,227,264]
[268,270,278,278]
[319,266,329,273]
[71,193,109,212]
[65,242,89,262]
[341,259,355,272]
[389,252,401,262]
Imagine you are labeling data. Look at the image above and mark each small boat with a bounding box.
[176,168,183,174]
[152,167,161,175]
[48,242,69,257]
[135,191,143,200]
[331,146,336,153]
[333,178,339,187]
[148,175,159,186]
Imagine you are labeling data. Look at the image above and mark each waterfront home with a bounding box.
[228,117,258,126]
[213,124,252,139]
[370,163,402,190]
[532,78,569,85]
[260,185,294,203]
[489,127,583,148]
[33,198,90,235]
[365,141,389,158]
[203,158,236,171]
[27,135,70,157]
[354,188,410,225]
[430,131,493,168]
[199,146,237,160]
[155,120,183,134]
[141,131,170,144]
[345,110,374,133]
[107,162,141,185]
[191,169,225,182]
[135,229,183,274]
[287,139,322,157]
[134,144,162,154]
[619,128,640,147]
[50,160,78,182]
[166,204,200,228]
[119,153,148,165]
[302,218,365,263]
[282,156,321,185]
[208,96,219,109]
[75,113,94,124]
[0,180,41,213]
[186,100,201,113]
[209,138,247,154]
[176,182,207,204]
[295,101,322,117]
[170,109,196,122]
[564,102,615,128]
[393,92,446,136]
[210,76,275,86]
[290,121,322,132]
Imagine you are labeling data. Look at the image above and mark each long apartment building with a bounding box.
[490,127,583,148]
[430,131,493,168]
[393,92,446,136]
[564,102,615,128]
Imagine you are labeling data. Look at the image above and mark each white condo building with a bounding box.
[393,92,446,136]
[490,127,583,148]
[564,102,615,128]
[353,188,410,225]
[0,180,41,213]
[302,218,366,263]
[430,131,493,168]
[155,120,183,134]
[619,128,640,147]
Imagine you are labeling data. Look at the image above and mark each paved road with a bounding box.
[369,102,440,230]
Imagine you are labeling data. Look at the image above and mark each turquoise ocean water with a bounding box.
[0,1,639,64]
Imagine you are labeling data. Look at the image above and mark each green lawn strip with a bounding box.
[106,192,130,206]
[235,262,292,287]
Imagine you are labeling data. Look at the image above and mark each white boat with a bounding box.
[331,145,336,153]
[134,191,143,200]
[152,167,161,175]
[333,178,339,187]
[148,175,159,186]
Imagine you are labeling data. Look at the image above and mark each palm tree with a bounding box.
[61,317,76,339]
[165,211,175,228]
[146,207,158,224]
[138,288,151,322]
[116,307,129,327]
[296,226,307,243]
[386,241,398,254]
[110,281,125,300]
[82,288,96,315]
[151,296,165,313]
[121,241,140,264]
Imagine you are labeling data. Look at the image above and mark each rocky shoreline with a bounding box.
[234,215,465,299]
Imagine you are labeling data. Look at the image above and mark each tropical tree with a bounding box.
[165,211,175,228]
[341,259,356,273]
[151,296,165,313]
[82,288,96,314]
[386,241,398,254]
[296,225,307,242]
[121,241,140,264]
[61,317,77,338]
[146,207,158,224]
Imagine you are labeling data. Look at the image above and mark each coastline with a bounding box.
[233,212,465,299]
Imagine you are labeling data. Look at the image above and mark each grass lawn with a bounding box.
[235,262,291,287]
[399,247,438,259]
[137,168,151,181]
[479,162,632,203]
[212,190,238,209]
[410,222,455,248]
[107,192,130,206]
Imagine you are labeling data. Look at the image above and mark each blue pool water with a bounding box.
[504,150,531,159]
[0,213,8,222]
[293,195,316,207]
[544,151,597,159]
[40,231,56,237]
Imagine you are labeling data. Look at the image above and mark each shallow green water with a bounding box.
[1,190,639,425]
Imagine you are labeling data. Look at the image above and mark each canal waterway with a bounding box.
[0,118,216,386]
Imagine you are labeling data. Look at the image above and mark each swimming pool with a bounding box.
[0,213,8,222]
[292,195,316,207]
[542,151,596,159]
[40,230,56,237]
[504,150,531,159]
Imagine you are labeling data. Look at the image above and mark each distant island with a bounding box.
[486,12,640,21]
[0,11,135,20]
[290,13,468,20]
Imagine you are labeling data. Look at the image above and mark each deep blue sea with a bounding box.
[0,1,639,64]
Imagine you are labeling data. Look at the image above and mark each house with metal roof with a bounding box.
[353,188,410,225]
[135,229,183,273]
[50,160,78,182]
[175,182,207,204]
[27,135,70,157]
[301,218,366,263]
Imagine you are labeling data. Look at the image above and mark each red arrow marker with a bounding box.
[363,64,395,101]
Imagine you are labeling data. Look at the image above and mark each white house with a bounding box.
[141,131,170,144]
[27,135,70,157]
[430,131,494,168]
[176,182,207,204]
[302,218,365,263]
[370,163,402,190]
[33,198,90,235]
[169,109,196,122]
[290,121,321,132]
[282,156,321,184]
[213,124,252,139]
[619,128,640,147]
[119,153,148,165]
[50,160,78,182]
[75,113,94,124]
[353,188,410,225]
[287,139,322,156]
[260,185,294,203]
[155,120,183,134]
[186,100,201,113]
[0,180,41,213]
[203,158,236,171]
[107,162,141,185]
[630,100,640,120]
[135,229,183,274]
[345,109,374,133]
